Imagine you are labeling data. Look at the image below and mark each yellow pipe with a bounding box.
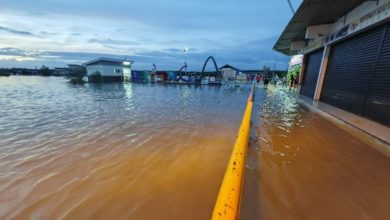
[212,86,254,220]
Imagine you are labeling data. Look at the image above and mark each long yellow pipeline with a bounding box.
[212,85,254,220]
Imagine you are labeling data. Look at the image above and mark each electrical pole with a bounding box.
[286,0,295,14]
[184,48,188,76]
[273,62,276,79]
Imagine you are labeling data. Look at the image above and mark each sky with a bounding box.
[0,0,302,71]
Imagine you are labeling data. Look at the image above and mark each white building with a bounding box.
[83,57,134,82]
[220,64,241,81]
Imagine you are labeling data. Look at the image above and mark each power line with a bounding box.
[286,0,295,14]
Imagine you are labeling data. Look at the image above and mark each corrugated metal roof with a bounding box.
[274,0,367,55]
[83,57,134,66]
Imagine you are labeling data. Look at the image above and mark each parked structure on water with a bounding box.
[84,57,134,82]
[220,64,241,81]
[274,0,390,126]
[135,56,223,86]
[131,70,154,83]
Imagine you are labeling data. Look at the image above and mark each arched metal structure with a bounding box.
[177,64,187,81]
[201,56,222,85]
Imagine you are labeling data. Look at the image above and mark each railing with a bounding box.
[212,85,255,220]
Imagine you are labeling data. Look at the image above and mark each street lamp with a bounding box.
[184,48,188,66]
[184,48,188,77]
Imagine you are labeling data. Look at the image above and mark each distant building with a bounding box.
[10,68,39,75]
[68,64,84,71]
[83,57,134,82]
[54,67,70,76]
[220,64,241,81]
[53,64,85,76]
[242,70,263,76]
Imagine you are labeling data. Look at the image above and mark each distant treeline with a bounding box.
[0,65,66,76]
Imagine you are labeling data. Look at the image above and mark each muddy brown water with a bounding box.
[1,76,389,219]
[0,76,250,219]
[241,88,390,220]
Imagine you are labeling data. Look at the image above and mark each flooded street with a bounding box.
[241,88,390,220]
[1,76,389,220]
[0,76,249,219]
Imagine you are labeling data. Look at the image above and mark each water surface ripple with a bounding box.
[0,76,251,219]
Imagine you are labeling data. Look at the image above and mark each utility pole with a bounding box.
[184,48,188,66]
[273,62,276,79]
[184,48,188,76]
[286,0,295,14]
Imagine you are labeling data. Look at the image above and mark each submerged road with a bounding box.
[241,86,390,220]
[0,77,389,219]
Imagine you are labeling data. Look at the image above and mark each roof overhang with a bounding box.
[83,57,134,66]
[219,64,240,71]
[274,0,367,56]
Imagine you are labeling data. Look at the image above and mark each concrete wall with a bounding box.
[221,68,237,80]
[87,64,124,77]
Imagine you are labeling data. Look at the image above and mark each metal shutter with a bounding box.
[300,49,324,99]
[321,25,384,116]
[364,24,390,126]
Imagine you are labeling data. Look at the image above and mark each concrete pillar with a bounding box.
[298,54,307,93]
[314,46,331,101]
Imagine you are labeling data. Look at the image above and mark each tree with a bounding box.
[69,66,87,84]
[89,71,103,83]
[0,68,11,77]
[38,65,53,76]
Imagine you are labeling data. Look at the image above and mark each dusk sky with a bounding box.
[0,0,302,71]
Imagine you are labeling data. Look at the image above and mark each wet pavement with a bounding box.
[241,86,390,220]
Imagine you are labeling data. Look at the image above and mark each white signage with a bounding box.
[328,2,390,43]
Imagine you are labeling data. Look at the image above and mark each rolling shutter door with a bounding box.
[300,49,324,99]
[321,25,383,116]
[364,24,390,126]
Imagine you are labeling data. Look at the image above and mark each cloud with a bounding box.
[0,26,33,36]
[40,31,58,36]
[0,48,28,56]
[164,48,196,53]
[0,0,300,70]
[0,43,289,71]
[88,38,140,46]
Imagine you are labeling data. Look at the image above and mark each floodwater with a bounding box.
[241,88,390,220]
[0,76,250,219]
[1,76,389,220]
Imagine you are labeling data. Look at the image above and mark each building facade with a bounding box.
[84,58,133,82]
[275,0,390,126]
[220,64,241,81]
